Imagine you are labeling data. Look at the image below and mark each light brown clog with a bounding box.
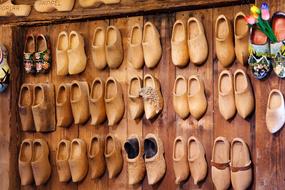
[0,0,31,16]
[171,20,189,67]
[56,31,69,76]
[173,136,189,184]
[34,0,75,12]
[18,84,35,132]
[32,83,56,132]
[233,69,255,119]
[142,22,162,68]
[68,31,87,75]
[187,17,208,65]
[188,75,207,120]
[234,12,249,65]
[124,134,146,185]
[68,138,89,182]
[105,134,123,179]
[144,133,166,185]
[18,139,34,186]
[70,81,90,125]
[230,138,252,190]
[89,78,107,125]
[88,135,106,179]
[215,15,235,67]
[188,136,207,185]
[141,74,164,120]
[92,27,107,70]
[266,89,285,133]
[31,139,51,186]
[218,70,236,120]
[105,77,125,126]
[173,75,190,119]
[127,24,144,69]
[56,83,73,128]
[128,75,144,120]
[211,137,231,190]
[56,139,71,182]
[105,26,124,69]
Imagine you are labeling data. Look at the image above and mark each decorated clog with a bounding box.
[0,44,10,93]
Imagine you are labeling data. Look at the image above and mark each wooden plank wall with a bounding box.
[0,0,253,24]
[1,0,285,190]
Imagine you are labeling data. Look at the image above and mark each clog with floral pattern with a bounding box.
[35,35,51,73]
[0,44,10,92]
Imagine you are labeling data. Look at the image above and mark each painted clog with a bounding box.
[0,0,31,16]
[35,35,51,73]
[23,35,36,74]
[34,0,75,12]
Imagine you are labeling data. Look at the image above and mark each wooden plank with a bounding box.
[0,0,253,25]
[175,7,214,189]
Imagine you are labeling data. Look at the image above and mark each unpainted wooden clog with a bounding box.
[105,26,124,69]
[56,31,69,76]
[211,137,231,190]
[104,77,125,126]
[56,139,71,182]
[127,24,144,69]
[104,134,123,178]
[128,75,144,120]
[173,75,190,119]
[173,136,189,184]
[32,83,56,132]
[124,134,146,185]
[18,139,34,186]
[34,0,75,12]
[215,15,235,67]
[142,22,162,69]
[188,136,207,185]
[56,83,73,128]
[31,139,51,186]
[218,70,236,120]
[187,17,208,66]
[0,0,31,16]
[171,20,189,67]
[144,133,166,185]
[89,78,107,125]
[92,27,107,70]
[88,135,106,179]
[70,81,90,125]
[68,31,87,75]
[68,138,89,182]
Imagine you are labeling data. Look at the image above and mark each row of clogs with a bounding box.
[218,69,255,120]
[0,0,121,16]
[211,137,252,190]
[56,31,87,75]
[171,17,208,67]
[24,34,51,74]
[215,12,249,67]
[18,83,56,132]
[173,75,207,120]
[173,136,207,185]
[18,139,51,186]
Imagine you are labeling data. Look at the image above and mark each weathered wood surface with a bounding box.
[0,0,253,25]
[1,0,285,189]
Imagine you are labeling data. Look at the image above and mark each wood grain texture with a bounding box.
[0,0,253,25]
[1,1,285,189]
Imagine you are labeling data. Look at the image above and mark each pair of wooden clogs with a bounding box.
[91,26,123,69]
[218,69,255,120]
[128,74,164,120]
[215,12,249,67]
[211,137,252,190]
[171,17,208,67]
[173,75,207,120]
[24,34,51,74]
[56,31,87,75]
[18,139,51,186]
[173,136,207,185]
[127,22,162,69]
[124,134,166,185]
[18,83,55,132]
